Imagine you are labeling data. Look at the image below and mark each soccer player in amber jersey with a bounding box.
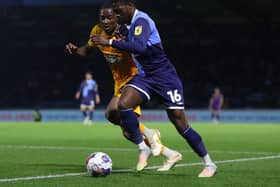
[92,0,217,177]
[65,3,181,171]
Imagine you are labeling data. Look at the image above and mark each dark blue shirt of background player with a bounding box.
[79,79,97,105]
[75,72,100,125]
[76,72,100,107]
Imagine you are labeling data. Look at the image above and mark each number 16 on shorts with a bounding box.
[167,89,182,103]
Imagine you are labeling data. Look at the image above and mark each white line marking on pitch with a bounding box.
[0,154,280,182]
[0,145,277,155]
[0,173,85,182]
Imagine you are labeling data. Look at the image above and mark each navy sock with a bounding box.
[211,113,215,119]
[120,109,143,144]
[216,114,220,120]
[89,111,93,120]
[82,111,87,117]
[182,127,208,157]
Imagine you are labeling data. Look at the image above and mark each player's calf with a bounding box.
[167,109,216,176]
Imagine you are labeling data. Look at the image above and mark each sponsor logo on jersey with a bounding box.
[134,25,143,36]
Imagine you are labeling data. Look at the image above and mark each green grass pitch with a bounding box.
[0,122,279,187]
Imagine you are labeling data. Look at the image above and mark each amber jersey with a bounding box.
[88,24,137,91]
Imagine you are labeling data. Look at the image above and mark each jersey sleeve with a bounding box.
[111,18,151,54]
[87,25,100,47]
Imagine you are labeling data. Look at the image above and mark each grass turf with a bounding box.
[0,122,279,187]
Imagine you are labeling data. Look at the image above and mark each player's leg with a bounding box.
[146,128,182,171]
[136,106,181,164]
[80,104,88,118]
[118,86,149,142]
[166,109,217,177]
[80,104,89,125]
[211,111,215,122]
[106,95,163,156]
[123,108,180,168]
[154,72,216,176]
[118,86,151,171]
[215,110,220,123]
[105,96,137,141]
[217,112,220,122]
[157,145,182,171]
[88,101,95,125]
[135,106,163,156]
[212,110,219,124]
[105,96,122,125]
[140,112,181,170]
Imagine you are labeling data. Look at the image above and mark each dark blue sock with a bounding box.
[89,111,93,120]
[216,114,220,120]
[182,127,208,157]
[82,111,87,117]
[120,109,143,144]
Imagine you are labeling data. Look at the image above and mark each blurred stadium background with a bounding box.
[1,1,280,186]
[0,0,280,121]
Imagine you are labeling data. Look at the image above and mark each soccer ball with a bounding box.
[86,152,112,177]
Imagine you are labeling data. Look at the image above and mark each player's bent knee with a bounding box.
[105,109,121,125]
[118,87,142,110]
[117,99,129,110]
[167,109,185,119]
[118,97,140,110]
[167,109,190,133]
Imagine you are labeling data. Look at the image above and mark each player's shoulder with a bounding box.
[80,80,86,87]
[133,11,155,31]
[135,10,153,23]
[90,24,105,35]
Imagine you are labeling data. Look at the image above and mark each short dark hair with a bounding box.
[111,0,136,6]
[85,71,92,76]
[100,1,113,10]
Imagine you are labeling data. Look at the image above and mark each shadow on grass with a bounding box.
[111,168,190,177]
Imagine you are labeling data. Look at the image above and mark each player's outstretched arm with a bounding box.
[65,43,92,57]
[92,19,150,54]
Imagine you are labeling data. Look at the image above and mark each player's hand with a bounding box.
[117,34,126,41]
[65,42,78,54]
[75,92,80,100]
[90,35,110,46]
[95,95,101,104]
[96,98,100,105]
